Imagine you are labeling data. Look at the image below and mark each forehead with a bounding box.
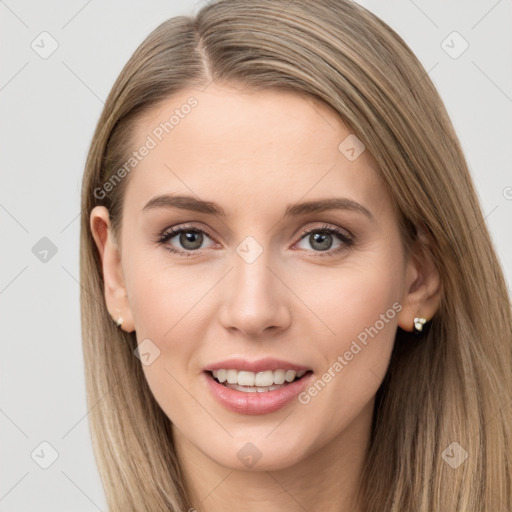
[123,83,389,218]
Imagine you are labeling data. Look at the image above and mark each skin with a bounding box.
[91,83,441,512]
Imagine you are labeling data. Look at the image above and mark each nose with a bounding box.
[218,246,292,338]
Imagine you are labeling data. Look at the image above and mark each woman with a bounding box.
[80,0,512,510]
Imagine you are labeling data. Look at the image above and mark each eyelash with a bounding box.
[155,223,355,259]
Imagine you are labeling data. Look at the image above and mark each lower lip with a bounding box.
[204,371,314,415]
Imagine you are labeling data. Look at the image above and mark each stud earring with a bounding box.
[413,317,427,333]
[112,308,123,328]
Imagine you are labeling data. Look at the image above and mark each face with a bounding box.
[92,83,420,472]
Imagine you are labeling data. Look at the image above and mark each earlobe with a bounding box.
[397,227,443,333]
[89,206,135,333]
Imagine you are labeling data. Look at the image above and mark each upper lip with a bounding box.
[204,357,311,373]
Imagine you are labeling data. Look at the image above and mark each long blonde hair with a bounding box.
[80,1,512,510]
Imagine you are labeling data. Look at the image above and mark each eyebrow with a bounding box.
[142,194,374,222]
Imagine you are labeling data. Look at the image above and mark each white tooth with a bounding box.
[273,369,286,385]
[226,369,238,384]
[234,384,257,392]
[224,381,288,393]
[237,371,255,386]
[255,370,274,387]
[216,368,306,387]
[285,370,297,382]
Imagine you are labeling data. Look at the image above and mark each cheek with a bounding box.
[293,246,403,398]
[299,248,403,342]
[123,244,210,340]
[123,231,403,408]
[124,258,211,419]
[125,232,404,358]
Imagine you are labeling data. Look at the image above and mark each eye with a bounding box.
[156,224,216,257]
[155,223,354,258]
[294,224,354,256]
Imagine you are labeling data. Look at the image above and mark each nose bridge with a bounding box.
[219,234,290,336]
[233,234,279,309]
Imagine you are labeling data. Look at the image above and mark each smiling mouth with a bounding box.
[208,369,313,393]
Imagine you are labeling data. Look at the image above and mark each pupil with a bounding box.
[181,231,203,250]
[311,232,332,251]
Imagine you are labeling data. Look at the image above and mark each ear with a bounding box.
[89,206,135,333]
[397,226,442,332]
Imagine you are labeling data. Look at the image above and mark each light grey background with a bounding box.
[1,1,511,510]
